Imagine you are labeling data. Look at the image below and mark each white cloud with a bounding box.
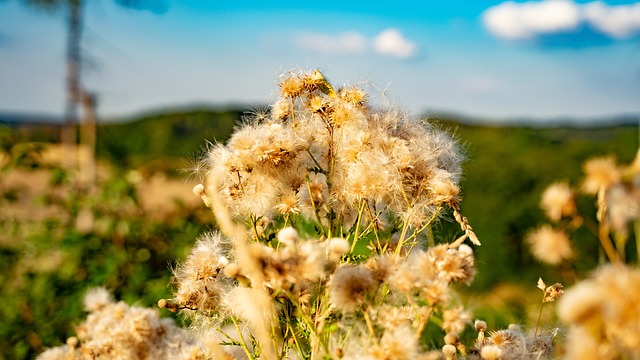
[294,28,418,59]
[482,0,640,40]
[482,0,580,40]
[294,32,368,54]
[372,28,418,59]
[583,1,640,38]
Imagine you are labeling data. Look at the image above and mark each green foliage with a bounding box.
[435,119,638,290]
[0,145,212,359]
[97,108,242,171]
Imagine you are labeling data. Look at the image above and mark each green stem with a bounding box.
[534,302,544,337]
[287,321,305,360]
[305,176,326,238]
[417,307,433,338]
[250,216,261,241]
[362,307,377,343]
[350,200,367,254]
[306,150,325,174]
[231,316,255,360]
[597,187,620,264]
[403,207,441,247]
[395,213,411,255]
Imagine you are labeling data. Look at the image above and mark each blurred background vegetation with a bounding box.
[0,110,637,359]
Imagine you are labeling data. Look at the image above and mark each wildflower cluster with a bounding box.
[559,265,640,359]
[35,69,483,360]
[446,321,555,360]
[203,69,478,242]
[38,288,203,360]
[527,152,640,266]
[527,152,640,359]
[178,70,481,359]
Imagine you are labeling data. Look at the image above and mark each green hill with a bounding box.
[96,108,243,170]
[432,118,638,289]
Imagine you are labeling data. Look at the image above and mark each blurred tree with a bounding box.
[23,0,83,156]
[21,0,166,185]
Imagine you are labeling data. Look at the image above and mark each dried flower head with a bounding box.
[368,325,419,360]
[480,344,503,360]
[83,287,113,312]
[607,183,639,236]
[540,181,576,222]
[273,190,302,217]
[279,74,305,98]
[374,305,413,331]
[559,264,640,359]
[442,306,472,334]
[526,225,574,265]
[330,265,375,312]
[39,289,203,360]
[442,344,457,360]
[582,156,622,194]
[171,232,230,313]
[536,278,564,303]
[338,85,368,107]
[327,237,350,261]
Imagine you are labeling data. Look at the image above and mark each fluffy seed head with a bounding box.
[379,325,419,360]
[442,344,457,359]
[83,287,113,312]
[480,345,503,360]
[327,238,350,260]
[442,307,472,334]
[526,225,574,265]
[279,75,305,98]
[582,156,621,194]
[444,332,460,345]
[329,265,375,312]
[277,227,299,247]
[540,181,576,222]
[475,320,487,332]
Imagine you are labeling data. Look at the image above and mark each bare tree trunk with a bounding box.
[61,0,82,169]
[79,91,96,188]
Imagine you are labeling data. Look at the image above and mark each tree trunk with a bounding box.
[61,0,82,168]
[79,91,96,188]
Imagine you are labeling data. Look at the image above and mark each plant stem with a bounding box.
[395,214,411,255]
[231,316,255,360]
[363,307,377,344]
[287,321,305,360]
[534,302,544,338]
[597,187,620,264]
[305,176,326,238]
[350,200,367,254]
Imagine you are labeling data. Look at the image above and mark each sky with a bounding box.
[0,0,639,123]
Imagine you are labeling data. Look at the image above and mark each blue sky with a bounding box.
[0,0,639,122]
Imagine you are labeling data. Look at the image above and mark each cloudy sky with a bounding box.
[1,0,639,122]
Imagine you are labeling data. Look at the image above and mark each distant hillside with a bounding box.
[431,116,638,289]
[96,108,243,169]
[0,108,244,172]
[0,113,63,143]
